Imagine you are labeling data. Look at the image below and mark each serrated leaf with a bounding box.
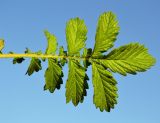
[26,58,42,76]
[66,60,89,106]
[59,46,67,66]
[92,62,118,112]
[66,18,87,55]
[100,43,156,76]
[44,58,63,93]
[92,12,119,57]
[44,30,57,55]
[25,49,42,76]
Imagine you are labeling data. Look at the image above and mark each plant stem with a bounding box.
[0,53,86,60]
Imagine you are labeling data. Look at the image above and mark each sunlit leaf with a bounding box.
[66,60,89,106]
[100,43,156,76]
[92,62,117,112]
[44,58,63,93]
[44,30,57,55]
[66,18,87,55]
[92,12,119,57]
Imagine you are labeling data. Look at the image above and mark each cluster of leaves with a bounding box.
[0,12,156,112]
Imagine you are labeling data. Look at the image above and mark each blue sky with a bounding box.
[0,0,159,122]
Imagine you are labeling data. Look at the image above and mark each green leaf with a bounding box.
[26,58,42,76]
[13,57,25,64]
[65,17,88,105]
[66,18,87,55]
[59,46,67,66]
[44,32,63,93]
[44,58,63,93]
[8,52,25,64]
[101,43,156,76]
[66,60,89,106]
[92,12,119,57]
[92,62,118,112]
[44,30,57,55]
[24,49,42,76]
[0,11,157,113]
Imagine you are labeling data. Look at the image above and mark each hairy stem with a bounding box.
[0,53,86,60]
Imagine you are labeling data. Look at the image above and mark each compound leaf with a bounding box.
[66,60,89,106]
[92,12,119,57]
[92,62,118,112]
[66,18,87,55]
[101,43,156,76]
[26,58,42,76]
[44,30,57,54]
[0,11,156,113]
[44,58,63,93]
